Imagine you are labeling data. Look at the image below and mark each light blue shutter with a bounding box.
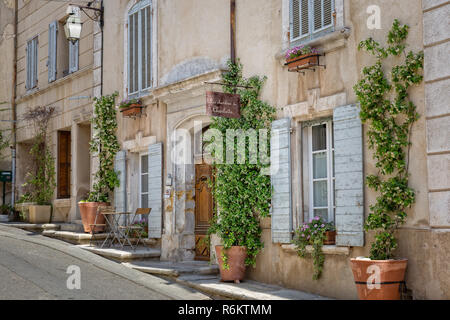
[271,118,293,243]
[147,142,163,238]
[114,150,127,213]
[69,40,79,73]
[30,37,38,88]
[333,104,364,247]
[313,0,333,33]
[26,41,31,89]
[48,21,57,82]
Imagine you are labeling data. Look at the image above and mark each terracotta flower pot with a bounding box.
[78,202,108,233]
[120,104,144,117]
[215,246,247,283]
[323,231,336,245]
[285,53,320,71]
[350,258,408,300]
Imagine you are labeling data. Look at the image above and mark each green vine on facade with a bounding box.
[20,106,56,205]
[353,20,424,260]
[87,92,120,203]
[207,60,275,267]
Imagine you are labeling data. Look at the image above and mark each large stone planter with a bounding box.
[0,215,9,222]
[28,205,52,224]
[53,199,71,222]
[350,258,408,300]
[78,202,108,233]
[14,202,36,222]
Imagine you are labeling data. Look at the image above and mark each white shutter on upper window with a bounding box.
[69,40,79,74]
[27,37,38,90]
[290,0,310,41]
[48,21,57,82]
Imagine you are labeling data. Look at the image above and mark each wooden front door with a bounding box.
[194,163,214,260]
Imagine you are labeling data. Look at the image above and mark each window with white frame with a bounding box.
[26,36,38,90]
[302,120,335,223]
[139,153,149,208]
[128,0,152,98]
[290,0,335,44]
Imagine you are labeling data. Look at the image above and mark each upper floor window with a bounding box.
[26,36,38,90]
[48,20,79,83]
[128,0,153,98]
[290,0,335,45]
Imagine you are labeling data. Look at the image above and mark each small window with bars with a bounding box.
[26,36,38,90]
[128,0,152,98]
[290,0,335,44]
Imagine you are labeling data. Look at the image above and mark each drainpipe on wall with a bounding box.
[11,0,18,207]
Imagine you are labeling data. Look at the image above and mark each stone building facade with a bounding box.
[6,0,449,299]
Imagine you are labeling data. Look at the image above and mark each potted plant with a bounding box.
[207,60,275,283]
[284,45,320,71]
[292,216,335,280]
[0,204,13,222]
[119,98,144,117]
[79,92,121,233]
[20,106,56,224]
[351,20,424,300]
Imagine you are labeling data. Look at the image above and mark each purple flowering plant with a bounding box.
[292,216,335,280]
[119,98,142,109]
[285,45,319,60]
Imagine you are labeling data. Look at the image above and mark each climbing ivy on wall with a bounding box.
[207,60,276,267]
[353,20,424,260]
[87,92,120,203]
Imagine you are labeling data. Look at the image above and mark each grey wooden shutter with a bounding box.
[69,40,79,73]
[147,142,163,238]
[48,21,57,82]
[333,104,364,247]
[271,118,293,243]
[290,0,310,42]
[26,41,31,89]
[114,150,127,213]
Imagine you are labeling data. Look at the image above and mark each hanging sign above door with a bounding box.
[206,91,241,119]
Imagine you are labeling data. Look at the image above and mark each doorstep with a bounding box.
[42,230,109,245]
[174,275,331,300]
[122,260,220,277]
[77,244,161,261]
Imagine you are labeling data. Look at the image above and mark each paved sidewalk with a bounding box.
[122,260,331,300]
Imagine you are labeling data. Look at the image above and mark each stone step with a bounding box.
[58,223,84,232]
[77,245,161,261]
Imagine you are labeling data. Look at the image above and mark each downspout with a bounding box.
[11,0,18,207]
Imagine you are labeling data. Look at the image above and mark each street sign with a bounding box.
[0,171,11,183]
[206,91,240,119]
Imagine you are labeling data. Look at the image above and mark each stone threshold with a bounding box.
[174,274,331,300]
[0,222,61,232]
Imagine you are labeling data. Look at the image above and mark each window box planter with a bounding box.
[120,104,145,118]
[28,205,52,224]
[285,53,321,71]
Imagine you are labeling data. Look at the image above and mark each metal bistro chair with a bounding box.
[89,206,115,247]
[119,208,151,251]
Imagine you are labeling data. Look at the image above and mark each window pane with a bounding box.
[141,174,148,193]
[323,0,332,27]
[141,155,148,173]
[146,6,151,88]
[313,209,328,221]
[314,0,323,31]
[313,180,327,207]
[133,12,139,92]
[292,0,300,39]
[312,124,327,151]
[141,194,148,208]
[141,8,146,89]
[313,152,327,179]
